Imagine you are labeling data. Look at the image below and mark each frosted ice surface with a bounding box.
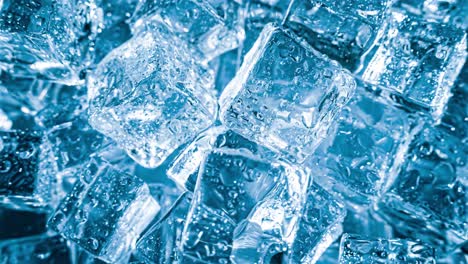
[220,24,355,163]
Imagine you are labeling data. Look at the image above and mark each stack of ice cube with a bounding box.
[0,0,466,263]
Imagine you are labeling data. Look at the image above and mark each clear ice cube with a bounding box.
[358,10,467,121]
[377,125,467,252]
[0,234,72,263]
[219,23,355,163]
[181,148,307,263]
[136,192,191,263]
[0,130,56,210]
[48,159,160,262]
[87,21,217,168]
[131,0,244,62]
[0,0,100,83]
[286,0,393,70]
[284,183,346,264]
[309,84,417,210]
[339,234,436,263]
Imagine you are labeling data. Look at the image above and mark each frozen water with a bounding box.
[168,126,278,191]
[0,130,56,210]
[392,0,468,28]
[0,0,101,83]
[136,192,190,263]
[339,234,436,263]
[181,148,308,263]
[343,210,394,239]
[46,115,110,172]
[358,10,467,121]
[309,83,418,210]
[87,21,217,168]
[377,125,467,252]
[131,0,244,62]
[219,24,355,163]
[285,183,346,264]
[286,0,393,70]
[48,159,160,262]
[0,234,71,263]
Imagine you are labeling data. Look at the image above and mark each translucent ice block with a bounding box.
[392,0,467,27]
[48,159,160,263]
[181,148,308,263]
[168,126,278,191]
[339,234,436,263]
[88,21,217,168]
[0,0,100,83]
[0,130,56,210]
[131,0,244,62]
[377,125,467,252]
[286,0,393,70]
[46,116,110,172]
[284,183,346,264]
[308,83,418,210]
[219,24,355,163]
[358,10,467,121]
[136,192,191,263]
[0,234,72,263]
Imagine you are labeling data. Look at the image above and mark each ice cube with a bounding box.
[0,0,101,83]
[286,0,393,71]
[309,83,418,210]
[168,126,278,191]
[339,234,436,263]
[181,148,308,263]
[358,10,467,121]
[0,130,56,210]
[131,0,244,62]
[46,115,110,172]
[392,0,467,27]
[219,24,355,163]
[284,183,346,264]
[343,210,394,239]
[48,159,160,262]
[136,192,191,263]
[87,21,217,168]
[377,125,467,252]
[0,234,72,263]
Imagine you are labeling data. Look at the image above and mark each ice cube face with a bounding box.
[0,0,99,83]
[136,192,190,263]
[132,0,243,62]
[168,126,279,191]
[0,130,56,210]
[339,234,436,264]
[286,183,346,264]
[48,160,160,263]
[181,149,307,263]
[286,0,392,70]
[0,234,72,263]
[377,125,467,250]
[219,24,356,163]
[309,85,416,210]
[359,10,467,121]
[46,117,110,172]
[88,22,217,168]
[392,0,466,25]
